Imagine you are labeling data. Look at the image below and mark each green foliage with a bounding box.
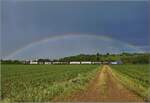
[121,54,150,64]
[1,53,149,64]
[59,53,149,64]
[37,59,51,62]
[1,64,98,102]
[59,53,121,62]
[111,64,149,101]
[1,60,23,64]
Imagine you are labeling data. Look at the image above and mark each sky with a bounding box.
[1,0,150,60]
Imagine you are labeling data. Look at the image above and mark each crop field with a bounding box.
[1,64,99,102]
[111,64,149,101]
[1,64,149,102]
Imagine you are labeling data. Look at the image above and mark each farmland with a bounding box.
[1,64,149,102]
[1,64,99,102]
[111,64,149,101]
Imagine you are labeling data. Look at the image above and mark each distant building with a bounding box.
[45,62,52,64]
[110,60,123,65]
[30,61,38,64]
[81,61,92,64]
[25,59,123,65]
[61,62,68,64]
[52,62,61,64]
[38,62,44,64]
[117,60,123,64]
[102,61,109,64]
[70,61,81,64]
[23,60,30,64]
[110,61,118,65]
[92,62,102,64]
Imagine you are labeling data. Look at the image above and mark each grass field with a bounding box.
[111,64,149,101]
[1,64,99,102]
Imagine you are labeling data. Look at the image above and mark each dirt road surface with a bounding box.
[59,65,144,102]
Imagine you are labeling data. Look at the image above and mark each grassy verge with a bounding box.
[52,67,100,101]
[111,65,149,101]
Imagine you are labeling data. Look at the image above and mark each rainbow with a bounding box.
[5,34,144,60]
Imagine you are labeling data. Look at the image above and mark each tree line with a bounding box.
[1,53,149,64]
[59,53,149,64]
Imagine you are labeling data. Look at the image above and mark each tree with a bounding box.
[96,53,100,61]
[106,53,110,56]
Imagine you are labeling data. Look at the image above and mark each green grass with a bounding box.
[111,64,149,101]
[1,64,99,102]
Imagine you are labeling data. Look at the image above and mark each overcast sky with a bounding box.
[1,1,149,59]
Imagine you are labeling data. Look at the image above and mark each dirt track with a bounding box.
[64,65,144,102]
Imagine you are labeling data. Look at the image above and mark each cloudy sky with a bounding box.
[1,0,149,59]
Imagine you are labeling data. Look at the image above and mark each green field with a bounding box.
[1,64,149,102]
[111,64,149,101]
[1,64,99,102]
